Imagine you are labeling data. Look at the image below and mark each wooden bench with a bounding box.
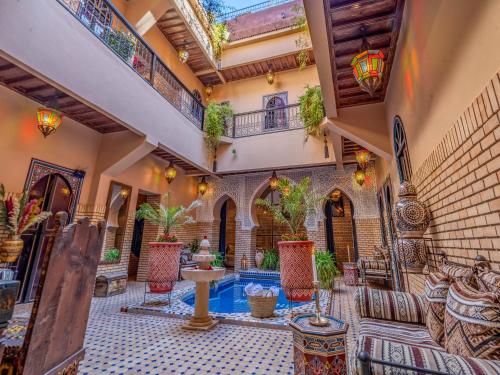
[94,272,127,297]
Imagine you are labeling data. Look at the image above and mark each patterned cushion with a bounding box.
[445,281,500,359]
[425,272,451,346]
[441,262,474,284]
[355,334,500,375]
[476,271,500,293]
[372,246,385,260]
[354,287,426,324]
[357,258,391,271]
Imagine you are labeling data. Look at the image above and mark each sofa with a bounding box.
[352,257,500,374]
[357,246,392,286]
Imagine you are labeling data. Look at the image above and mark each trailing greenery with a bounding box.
[103,28,136,62]
[210,251,224,267]
[261,248,280,271]
[315,251,340,289]
[292,5,310,70]
[299,85,325,138]
[204,102,233,155]
[136,193,201,240]
[201,0,233,23]
[211,22,229,59]
[255,177,324,240]
[103,248,121,262]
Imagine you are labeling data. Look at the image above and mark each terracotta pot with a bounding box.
[277,240,314,302]
[147,242,183,293]
[255,250,264,269]
[0,236,24,263]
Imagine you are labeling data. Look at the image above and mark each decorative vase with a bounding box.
[0,236,24,263]
[147,242,183,293]
[393,181,431,272]
[0,280,20,330]
[255,250,264,269]
[277,240,314,302]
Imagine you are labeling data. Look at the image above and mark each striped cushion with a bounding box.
[355,335,500,375]
[357,258,391,270]
[354,287,426,324]
[476,271,500,293]
[441,263,474,284]
[445,281,500,359]
[425,272,450,346]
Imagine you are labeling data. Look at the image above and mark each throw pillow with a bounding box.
[476,271,500,294]
[444,281,500,359]
[424,272,450,346]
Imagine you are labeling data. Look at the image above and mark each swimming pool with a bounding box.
[182,277,310,314]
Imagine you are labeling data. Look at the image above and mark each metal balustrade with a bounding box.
[217,0,295,22]
[59,0,205,129]
[226,103,303,138]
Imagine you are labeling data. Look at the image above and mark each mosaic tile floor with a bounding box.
[77,278,359,375]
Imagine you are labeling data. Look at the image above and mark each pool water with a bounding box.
[182,278,311,314]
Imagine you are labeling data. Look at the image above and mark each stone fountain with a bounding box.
[181,237,225,331]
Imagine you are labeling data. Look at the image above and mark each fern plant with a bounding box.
[204,102,233,155]
[255,177,324,241]
[315,251,340,289]
[136,193,201,241]
[103,248,121,262]
[299,85,325,138]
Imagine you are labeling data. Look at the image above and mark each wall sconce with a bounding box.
[354,166,366,186]
[120,189,129,199]
[37,107,63,137]
[198,176,208,196]
[269,171,278,191]
[165,162,177,184]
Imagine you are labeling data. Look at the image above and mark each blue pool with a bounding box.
[182,277,311,314]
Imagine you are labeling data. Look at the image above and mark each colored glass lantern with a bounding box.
[198,177,208,196]
[351,48,384,97]
[355,148,371,170]
[178,48,189,63]
[165,163,177,184]
[266,68,275,85]
[269,171,278,191]
[204,85,213,98]
[354,166,366,186]
[37,107,63,137]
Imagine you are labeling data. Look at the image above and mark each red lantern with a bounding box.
[37,107,63,137]
[351,49,384,97]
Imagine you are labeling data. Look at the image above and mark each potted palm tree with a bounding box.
[256,177,323,301]
[136,193,201,293]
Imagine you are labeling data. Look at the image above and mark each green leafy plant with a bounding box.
[136,193,201,241]
[0,184,51,238]
[299,85,325,138]
[211,22,229,59]
[210,251,224,267]
[255,177,324,241]
[261,249,280,271]
[190,238,200,253]
[292,5,310,70]
[103,28,136,62]
[204,102,233,155]
[103,248,121,262]
[315,251,340,289]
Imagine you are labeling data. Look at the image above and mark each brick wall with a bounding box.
[355,218,382,259]
[137,195,161,282]
[411,71,500,271]
[332,198,355,269]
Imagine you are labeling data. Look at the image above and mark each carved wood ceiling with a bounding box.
[325,0,405,108]
[0,57,127,133]
[152,148,205,175]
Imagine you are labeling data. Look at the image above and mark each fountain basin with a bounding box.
[181,267,225,282]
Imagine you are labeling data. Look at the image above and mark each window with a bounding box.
[191,90,202,121]
[263,92,288,131]
[393,116,412,183]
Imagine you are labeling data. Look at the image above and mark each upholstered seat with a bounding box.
[357,246,392,285]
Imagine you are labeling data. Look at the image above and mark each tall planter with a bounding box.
[148,242,183,293]
[278,240,314,302]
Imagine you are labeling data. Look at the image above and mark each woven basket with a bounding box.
[247,292,278,318]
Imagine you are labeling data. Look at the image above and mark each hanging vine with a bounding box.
[299,85,325,138]
[292,5,310,70]
[204,102,233,155]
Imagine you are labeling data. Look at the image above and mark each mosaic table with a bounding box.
[343,262,358,286]
[289,314,348,375]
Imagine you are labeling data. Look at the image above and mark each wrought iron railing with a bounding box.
[217,0,295,22]
[58,0,205,129]
[225,103,303,138]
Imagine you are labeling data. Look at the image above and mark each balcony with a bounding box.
[217,0,296,23]
[59,0,205,129]
[225,103,303,138]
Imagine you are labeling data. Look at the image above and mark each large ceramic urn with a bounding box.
[278,240,314,302]
[393,181,431,272]
[147,242,183,293]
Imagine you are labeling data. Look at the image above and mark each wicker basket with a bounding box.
[247,292,278,318]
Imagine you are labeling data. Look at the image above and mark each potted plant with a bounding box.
[0,184,51,263]
[103,248,121,263]
[136,193,201,293]
[299,85,324,138]
[261,248,279,271]
[256,177,324,301]
[315,251,340,289]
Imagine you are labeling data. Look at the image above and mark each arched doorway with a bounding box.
[17,173,74,302]
[264,95,286,131]
[324,189,358,271]
[255,187,289,250]
[214,196,236,268]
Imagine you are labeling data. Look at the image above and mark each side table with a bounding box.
[343,262,358,286]
[289,313,349,374]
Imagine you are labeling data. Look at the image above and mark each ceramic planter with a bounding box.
[147,242,183,293]
[0,236,24,263]
[278,240,314,302]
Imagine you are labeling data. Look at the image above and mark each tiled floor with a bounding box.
[78,279,359,375]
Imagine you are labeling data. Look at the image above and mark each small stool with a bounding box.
[289,314,348,375]
[343,262,358,286]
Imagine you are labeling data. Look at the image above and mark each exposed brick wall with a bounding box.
[137,195,161,282]
[411,71,500,271]
[332,198,355,269]
[355,218,382,259]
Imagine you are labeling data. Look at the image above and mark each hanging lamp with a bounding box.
[165,162,177,184]
[269,171,278,191]
[37,107,63,137]
[351,25,384,97]
[266,64,275,85]
[355,148,371,170]
[198,176,208,196]
[354,166,366,186]
[204,85,213,98]
[178,41,189,63]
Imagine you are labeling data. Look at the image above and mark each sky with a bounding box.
[223,0,265,11]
